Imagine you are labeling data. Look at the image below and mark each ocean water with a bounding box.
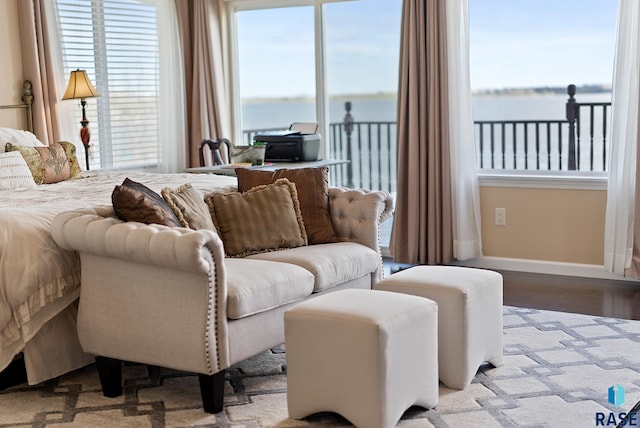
[242,92,612,129]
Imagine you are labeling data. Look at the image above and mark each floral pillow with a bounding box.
[5,141,82,184]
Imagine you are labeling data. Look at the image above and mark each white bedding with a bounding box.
[0,170,236,379]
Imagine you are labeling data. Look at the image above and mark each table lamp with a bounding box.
[62,69,100,170]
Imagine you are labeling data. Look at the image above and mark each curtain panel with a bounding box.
[175,0,231,168]
[446,0,483,261]
[391,0,453,265]
[604,0,640,277]
[17,0,64,146]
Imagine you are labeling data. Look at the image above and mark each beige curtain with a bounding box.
[629,86,640,277]
[391,0,453,265]
[17,0,63,145]
[175,0,231,168]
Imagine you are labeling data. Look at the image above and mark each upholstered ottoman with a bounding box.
[374,265,503,390]
[284,288,438,428]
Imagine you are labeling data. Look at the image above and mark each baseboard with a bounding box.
[449,256,640,283]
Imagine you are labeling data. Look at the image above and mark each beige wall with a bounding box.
[480,186,607,265]
[0,0,25,129]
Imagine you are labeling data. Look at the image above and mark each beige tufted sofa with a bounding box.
[50,187,393,414]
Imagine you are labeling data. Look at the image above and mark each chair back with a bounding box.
[199,138,232,166]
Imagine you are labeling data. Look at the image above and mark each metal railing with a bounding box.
[241,85,611,194]
[476,85,611,172]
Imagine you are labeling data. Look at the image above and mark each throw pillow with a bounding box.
[0,151,37,190]
[5,141,82,184]
[205,178,307,257]
[235,167,338,244]
[161,183,217,232]
[112,177,182,227]
[0,127,45,147]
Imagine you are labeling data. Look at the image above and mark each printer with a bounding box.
[253,122,322,162]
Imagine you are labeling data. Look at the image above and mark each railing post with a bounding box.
[566,84,579,170]
[343,101,354,188]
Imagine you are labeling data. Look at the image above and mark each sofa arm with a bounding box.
[329,188,394,279]
[50,206,230,374]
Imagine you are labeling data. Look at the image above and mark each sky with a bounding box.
[236,0,618,99]
[469,0,618,91]
[236,0,402,99]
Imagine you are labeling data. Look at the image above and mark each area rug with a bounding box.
[2,306,640,428]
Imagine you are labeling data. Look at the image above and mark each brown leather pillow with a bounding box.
[235,167,337,244]
[112,178,182,227]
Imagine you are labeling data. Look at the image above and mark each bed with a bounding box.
[0,81,236,385]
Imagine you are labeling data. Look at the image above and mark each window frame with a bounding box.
[224,0,356,157]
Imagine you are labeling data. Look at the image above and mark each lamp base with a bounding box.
[80,125,90,170]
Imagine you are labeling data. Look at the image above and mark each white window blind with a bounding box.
[54,0,160,170]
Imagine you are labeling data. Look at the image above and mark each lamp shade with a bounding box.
[62,69,100,100]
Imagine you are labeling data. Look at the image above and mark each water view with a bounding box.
[242,91,612,130]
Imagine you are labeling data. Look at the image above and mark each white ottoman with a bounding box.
[374,265,503,390]
[285,288,438,428]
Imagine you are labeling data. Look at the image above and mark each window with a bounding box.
[229,0,402,192]
[54,0,160,170]
[469,0,617,175]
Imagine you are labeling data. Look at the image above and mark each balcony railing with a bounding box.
[241,85,610,194]
[476,85,611,172]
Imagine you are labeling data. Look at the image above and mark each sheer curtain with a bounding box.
[149,0,187,173]
[603,0,640,276]
[446,0,482,261]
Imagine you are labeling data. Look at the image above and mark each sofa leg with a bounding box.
[199,370,225,413]
[95,356,123,398]
[147,364,161,386]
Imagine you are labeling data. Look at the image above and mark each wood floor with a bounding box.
[498,269,640,320]
[383,260,640,321]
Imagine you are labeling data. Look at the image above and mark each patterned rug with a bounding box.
[2,306,640,428]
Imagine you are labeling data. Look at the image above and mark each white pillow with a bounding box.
[0,151,37,190]
[0,127,46,148]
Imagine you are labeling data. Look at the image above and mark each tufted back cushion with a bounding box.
[329,188,394,251]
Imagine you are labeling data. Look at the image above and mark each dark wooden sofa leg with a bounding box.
[199,370,225,414]
[95,356,123,398]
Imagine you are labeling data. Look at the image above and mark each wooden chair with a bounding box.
[198,138,232,166]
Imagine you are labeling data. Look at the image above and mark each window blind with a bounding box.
[55,0,160,170]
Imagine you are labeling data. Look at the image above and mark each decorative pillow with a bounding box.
[0,151,37,190]
[161,183,217,232]
[112,177,182,227]
[0,127,45,147]
[206,178,308,257]
[235,167,338,244]
[5,141,82,184]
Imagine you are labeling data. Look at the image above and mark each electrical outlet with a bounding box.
[495,207,506,226]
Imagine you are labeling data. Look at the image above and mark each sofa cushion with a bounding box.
[246,242,379,292]
[225,258,314,319]
[236,167,338,245]
[206,178,307,257]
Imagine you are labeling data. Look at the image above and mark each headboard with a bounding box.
[0,80,34,133]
